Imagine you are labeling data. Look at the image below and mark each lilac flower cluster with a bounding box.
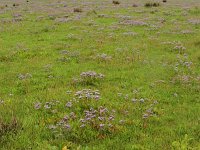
[181,30,193,34]
[66,90,72,94]
[96,53,112,61]
[80,71,105,80]
[34,89,161,137]
[120,20,147,26]
[75,89,100,100]
[117,92,147,104]
[56,112,76,130]
[34,102,41,110]
[12,14,23,22]
[62,50,80,58]
[142,100,158,119]
[122,32,137,36]
[66,34,80,40]
[172,75,194,84]
[117,93,129,100]
[174,45,186,53]
[43,64,52,72]
[176,55,193,70]
[46,106,117,135]
[66,101,72,108]
[0,99,4,105]
[44,100,60,110]
[47,113,75,132]
[17,73,32,80]
[188,19,200,25]
[173,54,194,77]
[79,106,116,130]
[55,17,71,23]
[58,57,70,62]
[162,41,186,54]
[142,108,154,119]
[59,50,69,55]
[131,98,145,103]
[172,52,196,84]
[58,50,80,63]
[162,41,184,48]
[34,100,60,111]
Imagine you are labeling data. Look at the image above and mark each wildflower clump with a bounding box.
[34,90,122,142]
[75,89,100,101]
[79,71,105,85]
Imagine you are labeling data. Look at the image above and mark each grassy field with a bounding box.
[0,0,200,149]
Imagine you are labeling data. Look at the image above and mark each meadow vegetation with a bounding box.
[0,0,200,149]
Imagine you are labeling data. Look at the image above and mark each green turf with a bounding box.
[0,0,200,150]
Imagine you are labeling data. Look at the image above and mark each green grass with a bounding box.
[0,0,200,150]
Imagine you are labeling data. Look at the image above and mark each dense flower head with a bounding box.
[17,73,32,80]
[48,125,57,130]
[75,89,100,100]
[64,124,71,129]
[142,113,149,119]
[0,99,4,105]
[34,102,42,110]
[34,100,60,111]
[77,106,117,130]
[66,101,72,108]
[80,71,105,79]
[96,53,112,61]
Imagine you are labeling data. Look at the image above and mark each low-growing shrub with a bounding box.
[13,3,19,7]
[145,2,160,7]
[113,1,120,5]
[132,4,138,7]
[74,8,82,13]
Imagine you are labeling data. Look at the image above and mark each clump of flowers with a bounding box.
[0,99,4,105]
[171,52,198,85]
[131,98,146,103]
[172,54,194,84]
[119,20,147,26]
[66,101,73,108]
[43,64,53,72]
[188,19,200,25]
[33,88,161,141]
[49,106,118,134]
[142,108,154,119]
[161,41,187,54]
[58,57,71,62]
[56,112,76,130]
[142,100,158,120]
[59,50,69,55]
[17,73,32,80]
[75,89,100,101]
[96,53,112,61]
[123,32,138,36]
[34,100,60,112]
[172,74,195,84]
[66,34,80,40]
[34,102,42,110]
[181,30,193,34]
[79,106,116,130]
[174,45,186,54]
[58,49,80,63]
[77,71,105,84]
[43,106,121,142]
[80,71,104,80]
